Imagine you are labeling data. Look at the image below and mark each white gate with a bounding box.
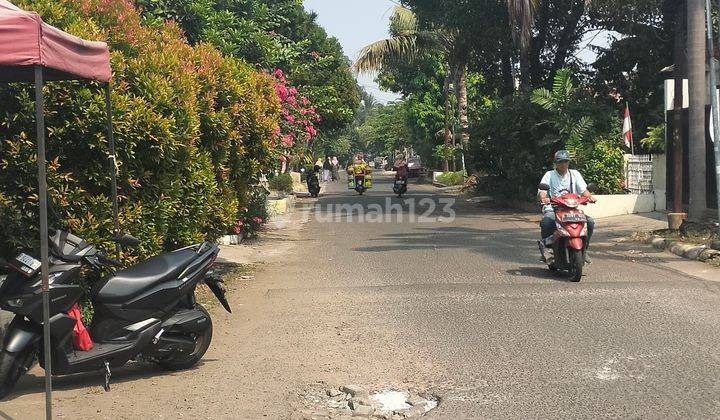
[625,155,653,194]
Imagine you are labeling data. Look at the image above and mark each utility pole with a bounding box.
[688,0,708,221]
[671,1,686,227]
[714,0,720,221]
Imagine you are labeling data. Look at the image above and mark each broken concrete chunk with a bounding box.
[327,388,343,398]
[350,403,374,417]
[341,384,369,398]
[405,394,425,407]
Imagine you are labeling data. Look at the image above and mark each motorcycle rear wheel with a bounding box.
[569,249,584,282]
[156,304,213,371]
[0,347,36,400]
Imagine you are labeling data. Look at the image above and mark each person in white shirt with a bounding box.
[537,150,597,259]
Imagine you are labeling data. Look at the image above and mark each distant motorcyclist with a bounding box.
[347,152,371,192]
[393,155,409,179]
[393,155,409,197]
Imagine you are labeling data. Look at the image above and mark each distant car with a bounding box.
[407,157,425,178]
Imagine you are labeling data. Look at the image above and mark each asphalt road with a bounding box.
[2,173,720,419]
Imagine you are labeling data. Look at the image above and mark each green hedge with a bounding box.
[436,171,466,186]
[0,0,280,262]
[268,173,294,193]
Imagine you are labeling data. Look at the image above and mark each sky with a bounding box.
[303,0,402,104]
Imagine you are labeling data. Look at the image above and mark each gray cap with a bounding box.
[554,150,571,162]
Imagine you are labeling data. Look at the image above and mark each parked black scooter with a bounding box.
[0,229,231,399]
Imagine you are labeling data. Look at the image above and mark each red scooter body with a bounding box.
[545,192,591,281]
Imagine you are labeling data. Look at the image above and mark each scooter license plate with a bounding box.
[13,253,41,277]
[395,180,406,185]
[561,214,587,223]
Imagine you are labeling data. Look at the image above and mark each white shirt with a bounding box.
[539,169,588,213]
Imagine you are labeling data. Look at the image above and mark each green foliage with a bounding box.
[137,0,360,133]
[640,123,666,154]
[433,144,459,161]
[233,187,268,238]
[436,171,465,186]
[0,0,279,262]
[469,94,553,199]
[531,69,593,157]
[354,102,413,157]
[577,136,625,194]
[470,79,625,199]
[268,173,294,193]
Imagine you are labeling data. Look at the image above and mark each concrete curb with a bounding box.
[643,236,720,263]
[219,195,298,246]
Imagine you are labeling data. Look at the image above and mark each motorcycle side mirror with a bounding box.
[114,234,141,247]
[538,183,550,191]
[586,183,598,193]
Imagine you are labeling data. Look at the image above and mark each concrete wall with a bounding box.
[267,195,295,216]
[584,194,656,219]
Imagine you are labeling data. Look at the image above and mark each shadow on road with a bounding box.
[506,266,572,282]
[353,225,536,261]
[3,358,216,402]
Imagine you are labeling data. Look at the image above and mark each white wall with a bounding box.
[584,194,656,219]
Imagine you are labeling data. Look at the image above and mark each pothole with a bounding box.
[293,383,439,419]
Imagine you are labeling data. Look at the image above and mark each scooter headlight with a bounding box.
[555,222,570,237]
[564,198,578,208]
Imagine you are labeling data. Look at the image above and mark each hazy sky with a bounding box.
[303,0,402,104]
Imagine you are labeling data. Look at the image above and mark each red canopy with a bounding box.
[0,0,111,82]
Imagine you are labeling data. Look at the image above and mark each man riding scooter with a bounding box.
[538,150,597,263]
[393,155,409,197]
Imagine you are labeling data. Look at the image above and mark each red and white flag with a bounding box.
[622,103,633,150]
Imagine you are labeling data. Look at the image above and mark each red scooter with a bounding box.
[538,183,594,282]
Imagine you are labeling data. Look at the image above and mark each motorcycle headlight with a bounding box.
[564,198,578,208]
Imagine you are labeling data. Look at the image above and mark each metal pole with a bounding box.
[34,65,53,420]
[708,0,720,219]
[104,83,120,257]
[714,0,720,219]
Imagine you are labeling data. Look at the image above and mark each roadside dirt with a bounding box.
[0,209,311,420]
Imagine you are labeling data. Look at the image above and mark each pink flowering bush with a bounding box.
[232,188,269,238]
[272,69,321,165]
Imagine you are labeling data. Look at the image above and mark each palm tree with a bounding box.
[353,6,465,172]
[686,0,707,220]
[506,0,539,89]
[531,68,593,156]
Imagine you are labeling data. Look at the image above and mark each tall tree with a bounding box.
[506,0,538,89]
[353,6,462,171]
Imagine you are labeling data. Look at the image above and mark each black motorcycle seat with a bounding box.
[95,249,198,303]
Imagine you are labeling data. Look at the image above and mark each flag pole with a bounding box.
[626,102,634,155]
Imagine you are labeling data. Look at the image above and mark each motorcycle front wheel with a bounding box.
[156,304,213,371]
[0,347,37,400]
[569,249,584,282]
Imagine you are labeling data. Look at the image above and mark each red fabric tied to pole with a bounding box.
[67,303,93,351]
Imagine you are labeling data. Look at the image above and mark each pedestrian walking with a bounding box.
[331,156,339,182]
[322,157,332,183]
